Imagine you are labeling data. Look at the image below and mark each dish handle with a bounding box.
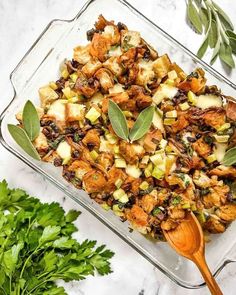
[10,19,71,94]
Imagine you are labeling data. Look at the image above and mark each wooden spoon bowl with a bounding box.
[163,212,223,295]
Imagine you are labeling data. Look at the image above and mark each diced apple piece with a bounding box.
[66,103,85,122]
[196,94,222,109]
[152,84,178,105]
[47,99,67,122]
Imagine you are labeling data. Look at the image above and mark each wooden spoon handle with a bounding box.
[193,252,223,295]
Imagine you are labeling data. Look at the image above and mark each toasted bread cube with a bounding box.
[103,56,123,76]
[33,132,48,151]
[82,59,102,77]
[73,45,91,64]
[121,30,141,49]
[95,68,114,92]
[153,54,171,79]
[39,86,59,108]
[66,103,85,122]
[136,60,155,86]
[47,99,67,122]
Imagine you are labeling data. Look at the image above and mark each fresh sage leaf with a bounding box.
[8,124,41,160]
[219,42,235,68]
[197,37,209,59]
[199,7,209,31]
[108,100,129,141]
[210,39,221,65]
[222,147,236,166]
[187,0,203,34]
[129,106,155,142]
[229,37,236,54]
[23,100,40,141]
[213,1,234,31]
[226,30,236,39]
[208,20,218,48]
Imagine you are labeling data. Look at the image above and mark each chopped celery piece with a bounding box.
[115,179,123,188]
[62,157,71,165]
[207,154,217,163]
[214,134,230,143]
[105,133,118,144]
[113,188,126,200]
[61,68,69,79]
[217,123,231,132]
[150,154,164,165]
[123,111,133,118]
[113,145,119,154]
[144,162,153,177]
[90,150,99,160]
[164,118,176,125]
[112,204,124,216]
[187,91,197,105]
[182,202,191,209]
[49,81,58,90]
[179,102,190,111]
[139,181,149,190]
[119,194,129,203]
[101,203,111,211]
[115,158,127,168]
[62,87,77,99]
[165,79,175,86]
[70,72,78,82]
[197,211,206,223]
[85,107,101,123]
[152,166,164,179]
[165,110,177,118]
[68,96,79,103]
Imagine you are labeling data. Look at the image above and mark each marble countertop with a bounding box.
[0,0,236,294]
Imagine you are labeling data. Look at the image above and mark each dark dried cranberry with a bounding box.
[56,77,66,90]
[196,133,202,139]
[40,119,53,127]
[54,157,63,167]
[63,170,75,181]
[117,22,127,31]
[71,59,80,69]
[187,137,196,143]
[86,28,97,41]
[143,48,151,59]
[72,150,80,158]
[87,143,95,151]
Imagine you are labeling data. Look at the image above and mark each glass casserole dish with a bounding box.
[1,0,236,289]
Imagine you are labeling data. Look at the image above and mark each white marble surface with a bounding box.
[0,0,236,294]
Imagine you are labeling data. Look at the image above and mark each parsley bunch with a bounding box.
[0,180,114,295]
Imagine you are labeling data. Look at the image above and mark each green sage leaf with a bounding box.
[210,39,221,65]
[208,20,218,48]
[199,7,209,32]
[108,100,129,141]
[129,106,155,142]
[8,124,41,160]
[229,37,236,54]
[197,37,209,59]
[222,147,236,166]
[22,100,40,141]
[187,0,203,34]
[219,42,235,68]
[213,1,234,31]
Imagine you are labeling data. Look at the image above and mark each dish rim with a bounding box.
[1,0,236,289]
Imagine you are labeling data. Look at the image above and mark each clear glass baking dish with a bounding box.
[1,0,236,289]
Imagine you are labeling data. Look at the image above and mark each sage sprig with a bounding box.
[23,100,40,141]
[186,0,235,68]
[108,100,155,142]
[222,147,236,166]
[129,106,155,142]
[8,100,41,160]
[108,100,129,141]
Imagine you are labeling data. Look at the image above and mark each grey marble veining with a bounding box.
[0,0,236,294]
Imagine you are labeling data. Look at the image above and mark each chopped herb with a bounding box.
[204,135,213,145]
[171,196,182,205]
[152,207,161,216]
[200,188,210,196]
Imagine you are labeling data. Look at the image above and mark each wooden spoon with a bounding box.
[163,211,223,295]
